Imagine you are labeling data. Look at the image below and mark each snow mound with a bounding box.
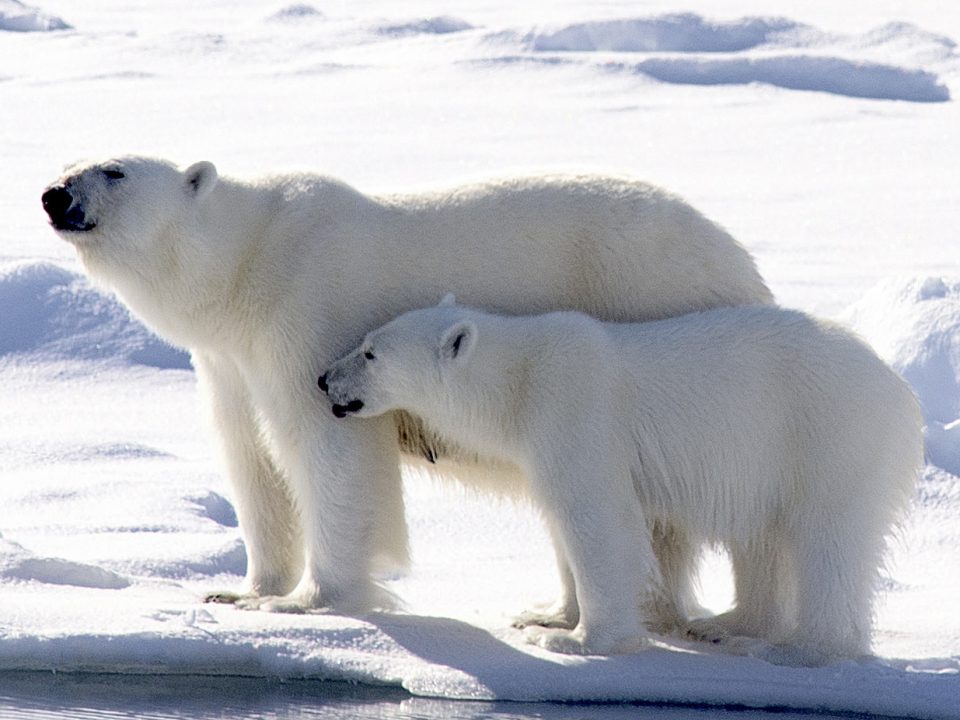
[842,277,960,475]
[123,539,247,581]
[858,22,958,63]
[185,491,239,528]
[48,442,173,464]
[266,4,324,23]
[528,14,800,53]
[518,13,951,103]
[0,261,191,370]
[926,421,960,477]
[0,0,69,32]
[0,537,129,589]
[377,16,473,38]
[624,55,949,103]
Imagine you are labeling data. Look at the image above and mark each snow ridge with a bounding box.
[0,261,190,370]
[620,55,949,103]
[844,277,960,475]
[518,13,952,102]
[266,4,324,23]
[377,16,473,38]
[0,0,69,32]
[0,535,129,589]
[527,14,803,53]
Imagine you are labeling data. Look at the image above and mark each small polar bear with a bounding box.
[320,296,923,662]
[42,156,772,616]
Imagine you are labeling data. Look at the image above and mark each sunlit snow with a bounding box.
[0,1,958,717]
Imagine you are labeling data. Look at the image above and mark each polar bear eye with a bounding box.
[103,169,125,181]
[363,350,375,361]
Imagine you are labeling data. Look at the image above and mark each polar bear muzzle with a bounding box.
[331,399,364,418]
[41,185,95,232]
[319,371,366,418]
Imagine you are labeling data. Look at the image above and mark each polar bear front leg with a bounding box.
[522,447,656,655]
[194,354,303,603]
[513,525,579,630]
[251,410,403,613]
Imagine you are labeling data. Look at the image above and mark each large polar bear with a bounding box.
[41,156,772,615]
[321,299,922,662]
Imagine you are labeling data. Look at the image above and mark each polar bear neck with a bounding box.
[415,311,610,468]
[80,177,284,351]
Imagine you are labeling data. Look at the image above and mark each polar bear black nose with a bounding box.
[41,186,73,221]
[318,373,329,393]
[331,400,364,418]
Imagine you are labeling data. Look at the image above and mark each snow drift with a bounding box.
[0,261,190,369]
[520,14,952,102]
[527,14,803,53]
[619,56,948,103]
[844,277,960,475]
[0,0,68,32]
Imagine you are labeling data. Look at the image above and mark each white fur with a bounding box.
[42,156,772,614]
[323,303,922,661]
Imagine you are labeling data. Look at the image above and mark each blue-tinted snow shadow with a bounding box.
[0,261,191,370]
[527,14,801,54]
[622,56,950,103]
[367,613,960,719]
[470,53,950,102]
[0,3,71,33]
[497,13,954,103]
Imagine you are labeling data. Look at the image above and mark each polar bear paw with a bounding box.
[235,591,334,614]
[523,625,647,656]
[203,590,246,605]
[203,588,289,607]
[512,604,578,630]
[685,608,769,646]
[685,615,737,645]
[238,595,309,613]
[232,579,325,613]
[231,578,384,615]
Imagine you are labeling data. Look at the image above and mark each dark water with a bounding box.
[0,672,874,720]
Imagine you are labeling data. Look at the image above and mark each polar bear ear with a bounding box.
[439,320,477,362]
[183,161,218,200]
[438,293,457,307]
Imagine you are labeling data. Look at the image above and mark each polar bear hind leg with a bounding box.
[644,522,704,635]
[686,534,793,645]
[779,509,877,664]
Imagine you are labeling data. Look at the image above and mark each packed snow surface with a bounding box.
[1,1,959,717]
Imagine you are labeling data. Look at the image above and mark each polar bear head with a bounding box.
[41,156,219,270]
[320,294,479,420]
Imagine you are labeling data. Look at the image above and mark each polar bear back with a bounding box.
[598,307,920,540]
[323,174,773,331]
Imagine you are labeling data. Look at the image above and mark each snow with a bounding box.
[1,1,959,717]
[842,277,960,476]
[0,0,68,32]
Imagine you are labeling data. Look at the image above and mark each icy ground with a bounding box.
[1,1,959,718]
